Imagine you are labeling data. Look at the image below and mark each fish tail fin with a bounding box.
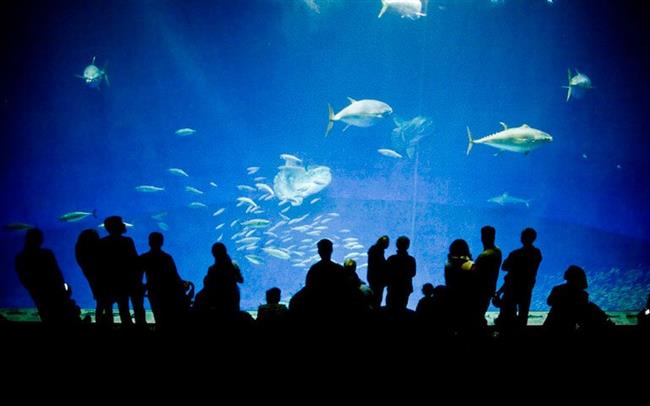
[104,72,110,87]
[378,0,388,18]
[466,127,474,155]
[325,103,334,137]
[565,85,572,102]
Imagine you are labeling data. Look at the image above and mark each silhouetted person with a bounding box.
[385,236,416,311]
[415,283,454,336]
[474,226,502,325]
[257,287,288,327]
[543,265,589,337]
[75,229,102,321]
[415,283,435,320]
[15,228,79,324]
[444,239,480,334]
[140,232,187,329]
[367,235,389,309]
[499,227,542,330]
[304,239,347,318]
[98,216,144,327]
[196,243,243,317]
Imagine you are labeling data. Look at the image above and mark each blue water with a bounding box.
[2,0,649,312]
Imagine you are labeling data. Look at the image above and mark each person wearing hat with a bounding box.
[98,215,144,327]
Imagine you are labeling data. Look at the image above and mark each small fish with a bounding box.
[237,185,257,192]
[256,183,275,196]
[236,197,258,208]
[279,154,303,165]
[188,202,208,209]
[59,210,97,223]
[230,219,239,227]
[245,254,264,265]
[3,223,35,231]
[378,148,403,159]
[215,223,225,230]
[263,247,291,260]
[175,128,197,136]
[185,186,204,195]
[212,208,226,217]
[157,222,169,231]
[209,182,218,188]
[168,168,189,177]
[240,219,271,228]
[217,233,223,242]
[280,206,291,214]
[76,56,109,89]
[254,176,266,182]
[135,185,165,193]
[246,166,260,175]
[310,197,321,204]
[581,153,588,159]
[151,211,168,220]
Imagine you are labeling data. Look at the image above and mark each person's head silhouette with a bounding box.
[317,239,333,261]
[24,228,44,249]
[104,216,127,236]
[521,227,537,246]
[149,232,164,251]
[396,236,410,252]
[481,225,496,248]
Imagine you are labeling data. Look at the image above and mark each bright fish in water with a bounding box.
[168,168,189,177]
[245,254,264,265]
[212,208,226,217]
[378,148,403,159]
[378,0,426,20]
[157,222,169,231]
[488,192,531,208]
[246,166,260,175]
[263,247,291,260]
[215,223,225,230]
[310,197,321,204]
[326,97,393,136]
[151,211,167,220]
[59,210,96,223]
[188,202,207,209]
[564,68,593,102]
[135,185,165,192]
[185,186,204,195]
[77,56,109,89]
[175,128,196,136]
[466,123,552,155]
[240,219,271,228]
[209,182,218,188]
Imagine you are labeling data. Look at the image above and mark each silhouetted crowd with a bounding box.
[13,215,648,341]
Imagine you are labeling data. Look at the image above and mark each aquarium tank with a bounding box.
[1,0,649,316]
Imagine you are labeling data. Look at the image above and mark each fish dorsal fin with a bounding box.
[522,124,529,128]
[499,122,508,130]
[91,56,96,65]
[347,97,357,104]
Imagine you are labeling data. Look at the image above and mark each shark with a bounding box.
[76,57,109,89]
[326,97,393,136]
[488,192,531,208]
[564,68,593,102]
[466,122,552,155]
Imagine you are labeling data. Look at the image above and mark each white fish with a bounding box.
[466,123,552,155]
[237,185,257,192]
[245,254,264,265]
[217,233,223,242]
[58,210,96,223]
[280,206,291,214]
[288,214,310,225]
[326,97,393,136]
[564,69,593,102]
[240,219,271,228]
[209,182,218,188]
[488,192,531,208]
[175,128,197,136]
[256,183,275,196]
[212,208,226,217]
[157,222,169,231]
[135,185,165,193]
[76,56,109,89]
[378,148,403,159]
[237,237,261,245]
[378,0,426,19]
[263,247,291,260]
[98,221,134,229]
[310,197,321,204]
[185,186,204,195]
[188,202,207,209]
[230,219,239,227]
[215,223,225,230]
[151,211,168,220]
[246,166,260,175]
[254,176,266,182]
[236,197,258,208]
[274,158,331,206]
[279,154,303,165]
[168,168,189,177]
